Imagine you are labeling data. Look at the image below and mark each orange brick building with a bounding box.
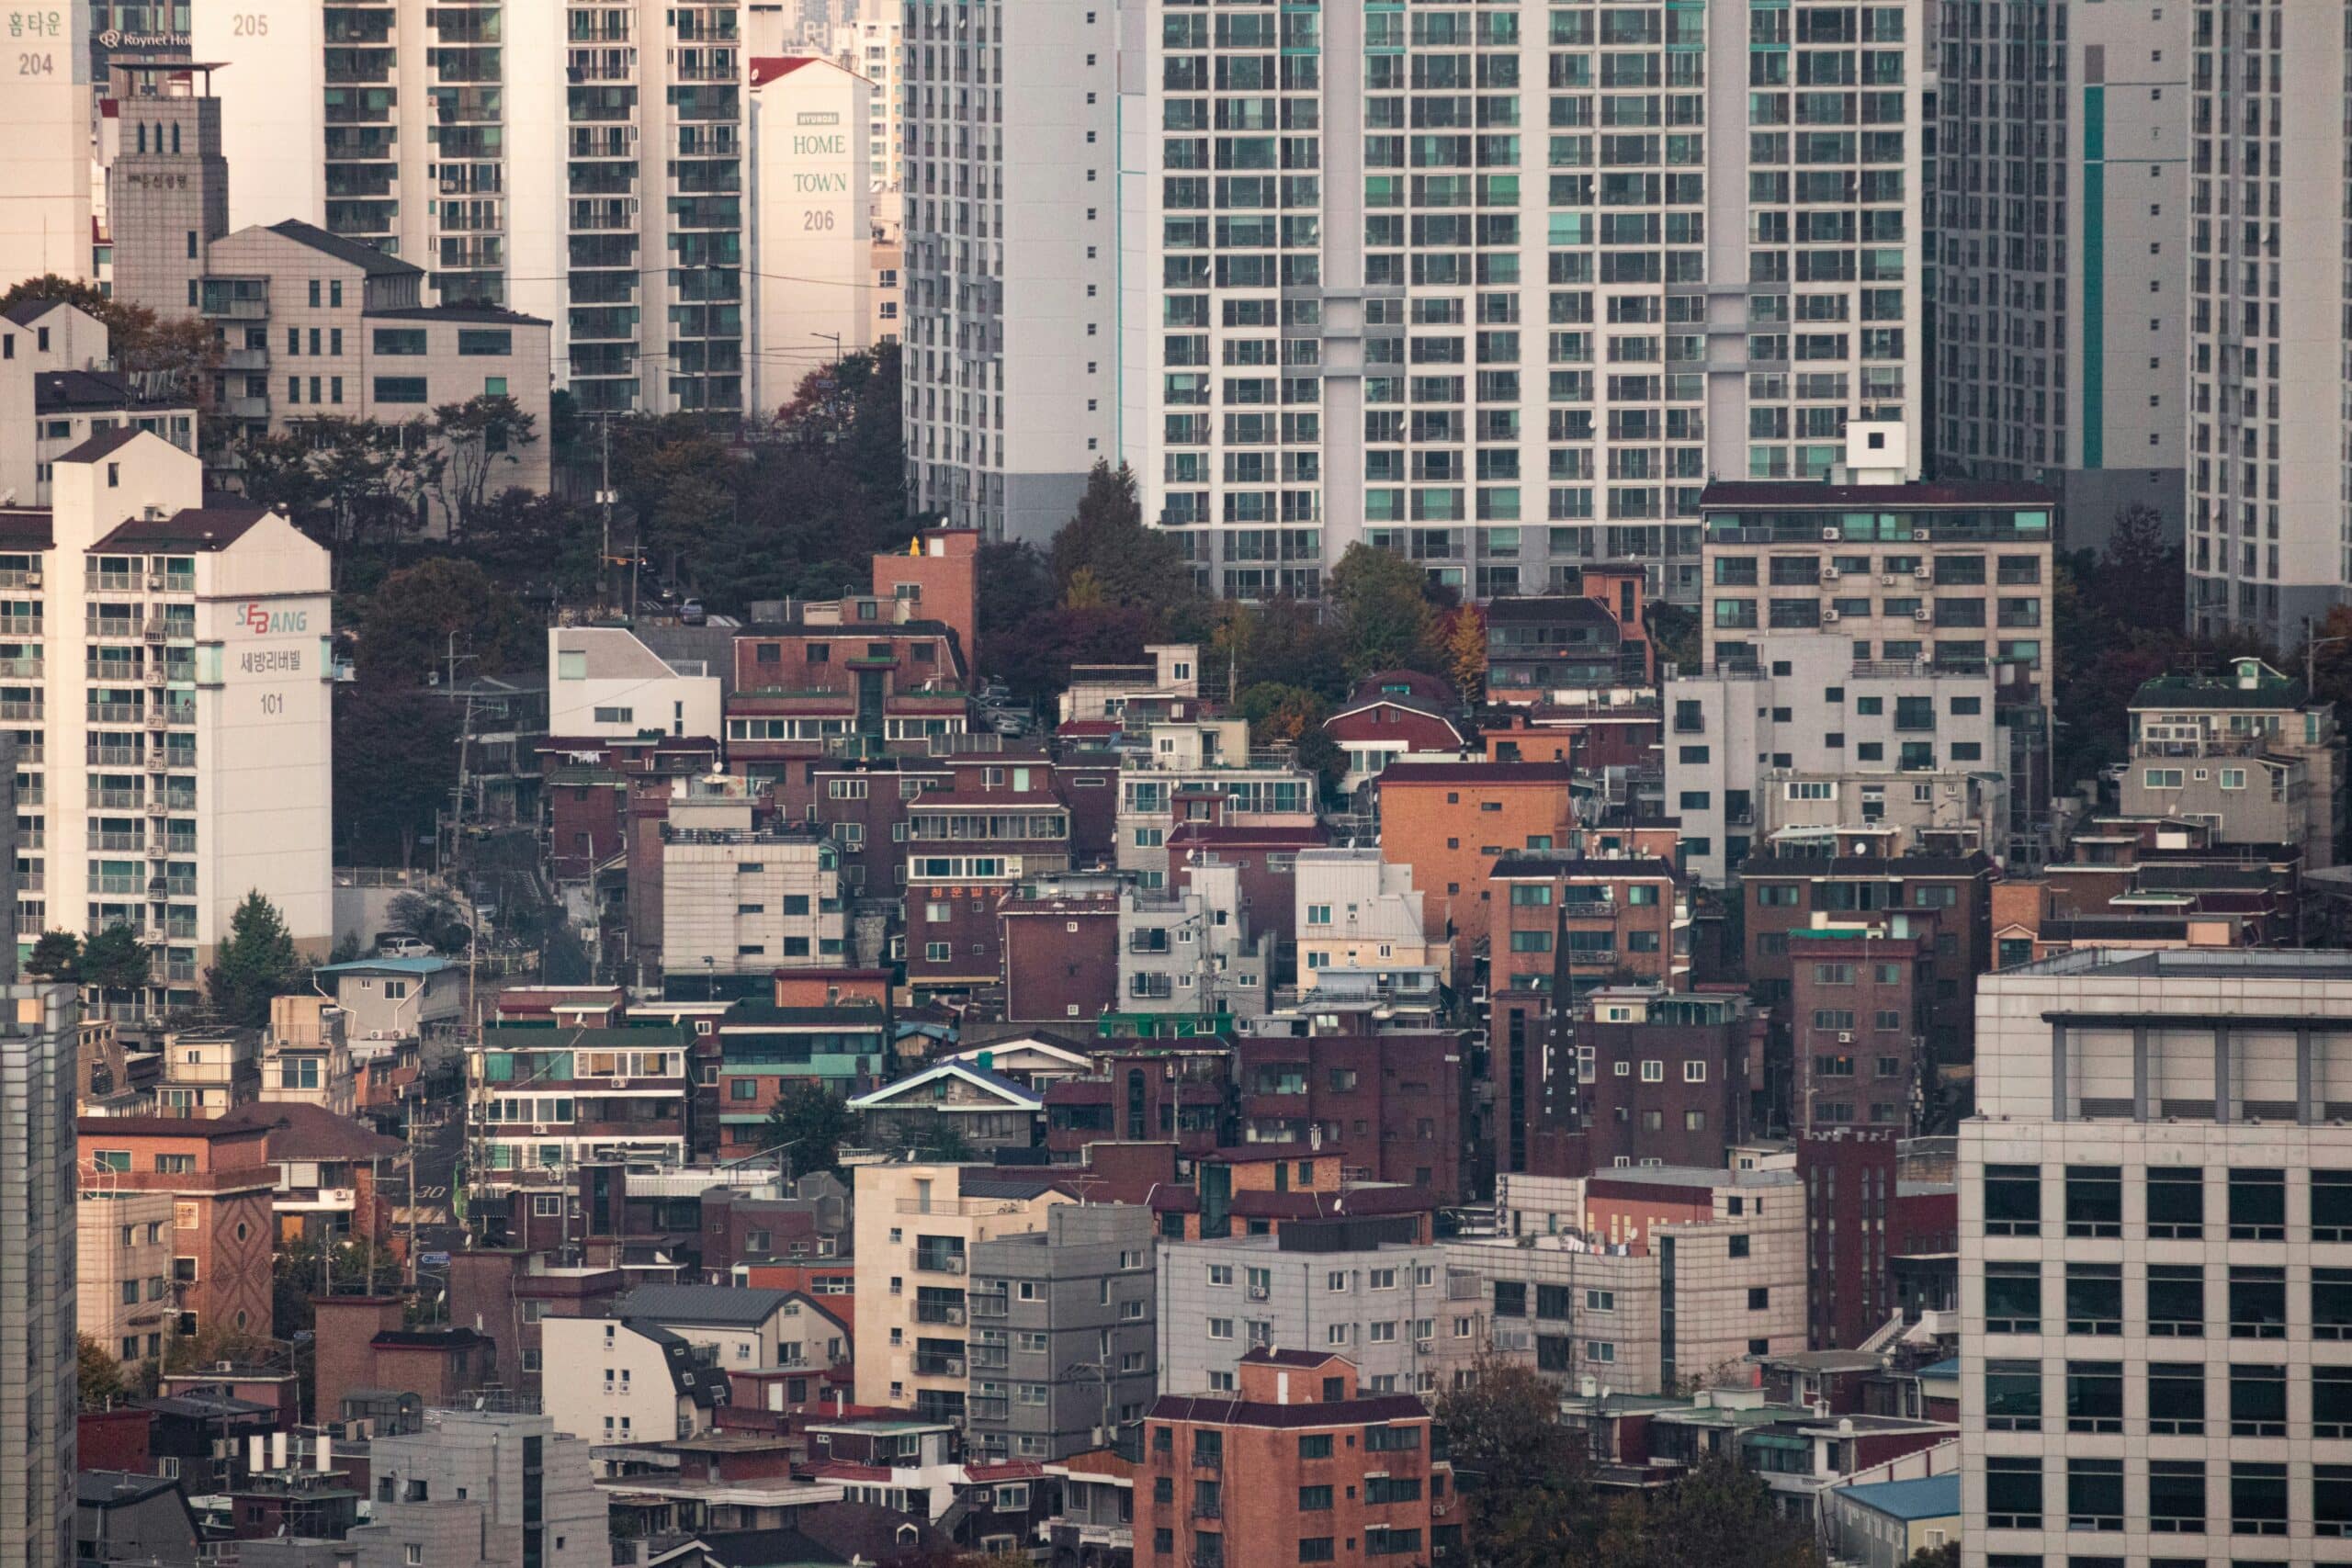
[1374,761,1576,976]
[78,1117,277,1343]
[1141,1349,1453,1567]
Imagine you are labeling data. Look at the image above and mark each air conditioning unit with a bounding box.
[1912,566,1932,581]
[1913,608,1931,622]
[1880,574,1896,586]
[1823,609,1841,624]
[1838,1032,1853,1044]
[1820,567,1839,581]
[147,575,164,591]
[23,570,40,587]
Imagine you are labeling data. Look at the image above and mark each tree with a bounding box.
[357,557,538,687]
[1329,543,1442,680]
[1441,604,1487,704]
[919,1120,974,1163]
[81,923,153,993]
[1594,1451,1825,1568]
[235,416,441,570]
[1046,461,1193,619]
[334,679,462,864]
[207,891,305,1028]
[78,1335,129,1410]
[1645,600,1701,677]
[2100,500,2178,617]
[26,931,80,981]
[0,274,220,403]
[385,890,467,953]
[761,1082,855,1179]
[430,394,539,538]
[1436,1359,1598,1568]
[1901,1546,1960,1568]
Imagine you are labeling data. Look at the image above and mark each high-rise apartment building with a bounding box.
[900,0,1116,542]
[1932,0,2188,554]
[9,430,333,1010]
[0,979,78,1568]
[198,0,747,417]
[0,0,95,288]
[2181,0,2349,641]
[905,0,1924,589]
[833,17,904,192]
[1959,948,2352,1565]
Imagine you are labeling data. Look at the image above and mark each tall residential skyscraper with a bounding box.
[2182,0,2350,643]
[197,0,747,417]
[0,0,96,288]
[1931,0,2188,557]
[1960,948,2352,1564]
[900,0,1117,544]
[0,948,79,1568]
[904,0,1924,596]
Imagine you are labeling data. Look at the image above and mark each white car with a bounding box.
[373,936,435,959]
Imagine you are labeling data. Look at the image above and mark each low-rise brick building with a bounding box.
[1786,923,1933,1134]
[1231,1032,1470,1204]
[1487,854,1690,996]
[1000,887,1121,1026]
[1375,761,1577,976]
[78,1116,277,1344]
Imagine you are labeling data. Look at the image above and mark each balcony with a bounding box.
[913,1303,966,1326]
[968,1293,1009,1319]
[911,1352,966,1377]
[968,1394,1009,1421]
[910,1247,967,1275]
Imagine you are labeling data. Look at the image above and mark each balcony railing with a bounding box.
[911,1353,966,1377]
[913,1303,966,1326]
[911,1248,967,1275]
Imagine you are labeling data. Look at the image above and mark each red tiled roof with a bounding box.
[965,1461,1046,1483]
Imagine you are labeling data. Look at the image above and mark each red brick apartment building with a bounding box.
[903,753,1075,991]
[1044,1046,1228,1163]
[80,1117,277,1342]
[1231,1032,1470,1204]
[1486,853,1688,994]
[1375,761,1577,974]
[1787,924,1933,1134]
[1000,889,1121,1024]
[1141,1349,1453,1568]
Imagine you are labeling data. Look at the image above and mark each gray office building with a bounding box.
[1155,1218,1486,1398]
[967,1204,1159,1463]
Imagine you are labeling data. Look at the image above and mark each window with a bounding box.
[1983,1164,2039,1235]
[2064,1361,2121,1433]
[2146,1167,2203,1237]
[2316,1170,2352,1240]
[2231,1461,2288,1536]
[1984,1262,2040,1334]
[373,328,428,355]
[2147,1264,2204,1337]
[2064,1166,2120,1237]
[2065,1263,2122,1335]
[2318,1268,2352,1340]
[2319,1366,2352,1438]
[2067,1458,2122,1531]
[2148,1361,2205,1434]
[1984,1363,2040,1430]
[1298,1434,1332,1460]
[1298,1540,1336,1562]
[458,329,514,356]
[2229,1362,2287,1437]
[2229,1266,2286,1338]
[2148,1461,2206,1534]
[1747,1288,1769,1310]
[373,376,429,404]
[1985,1456,2041,1529]
[2227,1167,2285,1240]
[1298,1485,1333,1511]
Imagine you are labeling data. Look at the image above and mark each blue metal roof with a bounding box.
[1916,1357,1961,1380]
[1835,1473,1960,1522]
[316,957,458,977]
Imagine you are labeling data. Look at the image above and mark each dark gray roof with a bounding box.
[54,425,148,465]
[1485,594,1617,626]
[266,219,421,278]
[362,304,552,327]
[77,1471,184,1507]
[618,1282,797,1326]
[958,1172,1065,1199]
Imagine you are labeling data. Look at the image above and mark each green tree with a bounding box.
[1436,1359,1599,1568]
[1046,461,1193,619]
[919,1120,974,1163]
[334,680,462,864]
[385,890,467,952]
[1595,1451,1824,1568]
[1901,1546,1960,1568]
[0,275,220,402]
[1645,600,1701,677]
[78,1334,129,1410]
[207,891,305,1028]
[357,557,538,687]
[81,923,153,993]
[235,415,440,570]
[429,394,539,537]
[1328,543,1442,681]
[761,1081,855,1179]
[26,931,80,981]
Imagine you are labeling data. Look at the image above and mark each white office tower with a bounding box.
[2181,2,2349,643]
[1053,0,1921,600]
[0,0,95,287]
[1961,948,2352,1564]
[198,0,748,418]
[901,0,1117,544]
[1932,0,2189,557]
[0,979,77,1568]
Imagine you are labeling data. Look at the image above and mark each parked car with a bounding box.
[372,935,435,958]
[679,598,707,626]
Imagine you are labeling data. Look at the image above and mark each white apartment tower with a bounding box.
[197,0,749,417]
[1961,948,2352,1565]
[899,0,1925,592]
[0,980,78,1568]
[1932,0,2190,556]
[0,0,96,288]
[12,430,333,1013]
[2182,0,2351,642]
[899,0,1121,544]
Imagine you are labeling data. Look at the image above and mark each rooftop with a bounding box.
[266,218,422,277]
[1833,1473,1961,1524]
[2000,947,2352,983]
[618,1283,798,1327]
[1699,479,2057,510]
[88,506,275,553]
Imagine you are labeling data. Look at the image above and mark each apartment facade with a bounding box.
[1374,760,1576,971]
[1090,0,1926,601]
[197,0,746,418]
[1665,633,2004,885]
[104,60,231,319]
[1156,1224,1485,1398]
[967,1203,1159,1463]
[747,54,877,408]
[1932,0,2188,553]
[78,1189,175,1372]
[343,1408,605,1568]
[660,791,846,978]
[2121,660,2343,870]
[31,431,334,1006]
[0,981,79,1568]
[76,1113,277,1344]
[1294,847,1441,981]
[1694,474,2057,861]
[2179,0,2348,639]
[850,1162,1069,1419]
[1959,949,2352,1566]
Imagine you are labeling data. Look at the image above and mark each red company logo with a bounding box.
[244,603,271,636]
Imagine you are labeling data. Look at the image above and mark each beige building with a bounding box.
[660,773,847,978]
[540,1316,724,1448]
[2120,659,2343,870]
[1295,848,1442,984]
[869,217,901,349]
[0,5,92,288]
[548,626,723,741]
[851,1161,1069,1419]
[154,1026,260,1120]
[13,430,334,1015]
[748,56,876,412]
[1446,1170,1808,1397]
[832,17,903,192]
[259,995,354,1118]
[77,1190,175,1373]
[0,300,200,508]
[199,220,552,518]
